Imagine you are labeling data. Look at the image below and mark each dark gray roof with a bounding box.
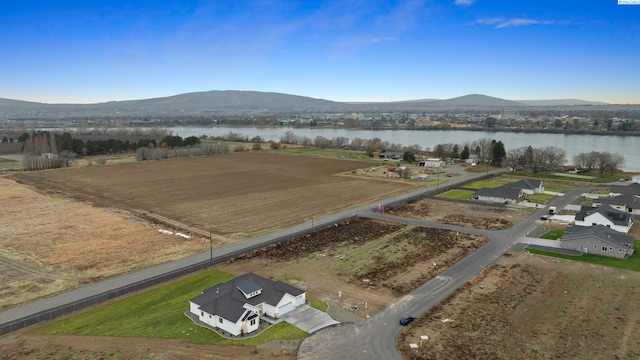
[508,179,542,191]
[563,225,634,248]
[575,204,632,226]
[475,186,523,201]
[610,183,640,196]
[596,194,640,210]
[190,273,305,322]
[237,279,261,297]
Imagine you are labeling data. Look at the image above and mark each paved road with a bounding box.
[297,186,589,359]
[0,166,493,333]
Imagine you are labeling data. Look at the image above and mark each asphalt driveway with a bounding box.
[280,304,339,333]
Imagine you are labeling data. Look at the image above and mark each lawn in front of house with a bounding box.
[527,193,555,204]
[31,268,308,345]
[528,240,640,272]
[437,189,474,200]
[540,229,565,240]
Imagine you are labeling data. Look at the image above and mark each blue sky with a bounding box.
[1,0,639,104]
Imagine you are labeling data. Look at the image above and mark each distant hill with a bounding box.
[110,90,345,111]
[516,99,609,106]
[423,94,525,107]
[0,91,619,119]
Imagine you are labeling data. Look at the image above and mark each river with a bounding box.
[163,126,639,172]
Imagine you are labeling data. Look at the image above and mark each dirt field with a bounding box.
[388,198,531,230]
[0,177,210,310]
[398,252,640,360]
[10,152,418,238]
[223,217,486,317]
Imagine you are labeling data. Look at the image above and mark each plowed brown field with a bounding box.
[11,152,417,237]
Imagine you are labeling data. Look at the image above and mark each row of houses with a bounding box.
[558,183,639,259]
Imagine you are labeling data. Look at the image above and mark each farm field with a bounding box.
[3,218,487,359]
[10,152,419,238]
[1,152,420,310]
[387,198,531,230]
[398,252,640,360]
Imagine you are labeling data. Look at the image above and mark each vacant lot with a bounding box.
[0,176,209,310]
[388,198,530,230]
[398,252,640,360]
[11,152,418,237]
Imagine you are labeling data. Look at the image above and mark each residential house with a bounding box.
[593,194,640,215]
[508,179,544,195]
[560,225,635,259]
[609,183,640,196]
[473,186,524,205]
[574,204,634,233]
[189,273,306,336]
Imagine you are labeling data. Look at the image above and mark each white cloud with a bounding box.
[476,17,561,28]
[454,0,475,6]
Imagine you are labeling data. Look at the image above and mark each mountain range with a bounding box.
[0,91,615,119]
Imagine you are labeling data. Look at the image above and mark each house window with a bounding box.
[200,311,204,317]
[602,246,607,252]
[209,314,212,318]
[594,245,597,249]
[250,318,256,326]
[592,223,597,226]
[219,317,223,324]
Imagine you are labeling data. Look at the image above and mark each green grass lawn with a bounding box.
[307,297,328,312]
[280,147,374,161]
[543,183,573,193]
[528,240,640,272]
[31,268,307,345]
[540,229,565,240]
[460,179,512,190]
[437,189,474,200]
[527,193,555,204]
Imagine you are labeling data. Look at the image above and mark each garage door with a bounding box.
[278,302,294,315]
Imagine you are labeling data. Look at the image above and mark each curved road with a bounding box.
[298,186,588,359]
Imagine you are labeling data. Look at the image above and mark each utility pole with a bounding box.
[209,229,213,261]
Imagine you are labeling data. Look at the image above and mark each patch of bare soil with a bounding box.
[0,177,209,311]
[398,252,640,360]
[0,332,295,360]
[388,198,530,230]
[223,218,486,317]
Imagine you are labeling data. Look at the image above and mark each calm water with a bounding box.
[166,126,640,172]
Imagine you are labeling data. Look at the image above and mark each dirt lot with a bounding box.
[224,217,486,316]
[398,252,640,360]
[388,197,531,230]
[10,152,418,238]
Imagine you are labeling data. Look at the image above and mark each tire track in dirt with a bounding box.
[135,210,230,243]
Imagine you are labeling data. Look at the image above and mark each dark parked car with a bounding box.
[400,316,415,325]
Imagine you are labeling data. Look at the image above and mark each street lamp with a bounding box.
[209,229,213,261]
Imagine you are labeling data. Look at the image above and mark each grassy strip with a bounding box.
[307,297,329,312]
[527,193,555,204]
[30,268,307,345]
[539,229,565,240]
[460,179,512,190]
[543,183,573,193]
[528,240,640,272]
[437,189,474,200]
